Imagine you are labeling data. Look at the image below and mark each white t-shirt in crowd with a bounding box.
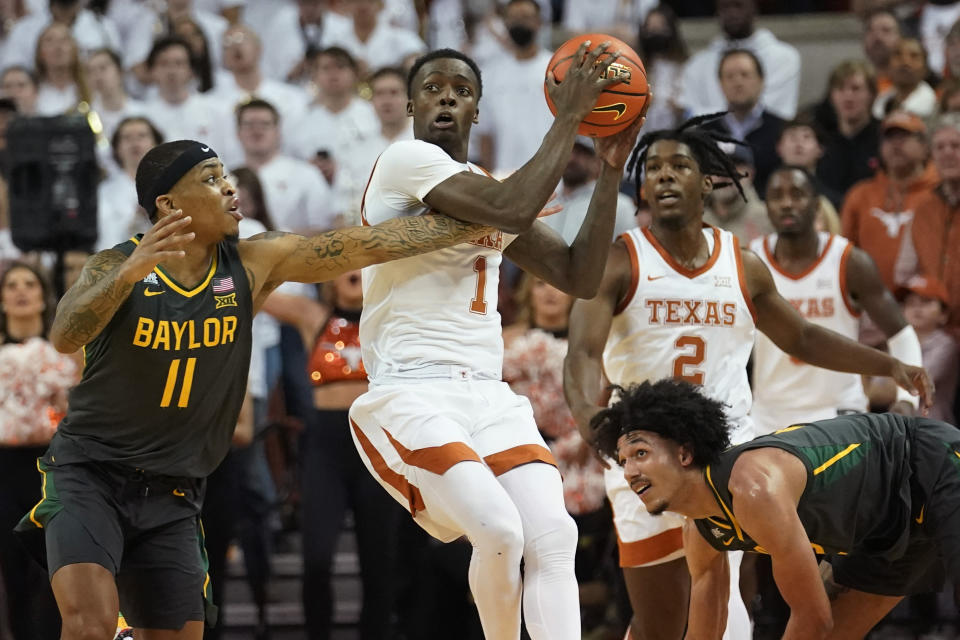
[141,93,237,166]
[253,153,338,232]
[334,123,414,226]
[679,28,801,120]
[562,0,657,34]
[473,49,555,174]
[2,10,122,71]
[323,17,427,71]
[543,181,638,245]
[96,172,151,252]
[213,75,310,130]
[35,83,78,116]
[872,82,938,119]
[259,6,351,82]
[124,8,228,69]
[285,98,378,161]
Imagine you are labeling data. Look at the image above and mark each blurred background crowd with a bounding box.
[0,0,959,638]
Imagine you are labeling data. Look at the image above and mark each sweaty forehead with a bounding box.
[415,59,478,89]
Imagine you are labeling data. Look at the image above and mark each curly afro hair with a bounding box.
[590,379,732,466]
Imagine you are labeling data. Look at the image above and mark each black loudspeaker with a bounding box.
[8,115,98,252]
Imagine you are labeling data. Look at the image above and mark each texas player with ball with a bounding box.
[348,39,649,639]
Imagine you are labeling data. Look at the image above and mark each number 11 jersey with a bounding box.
[603,226,756,443]
[359,139,514,383]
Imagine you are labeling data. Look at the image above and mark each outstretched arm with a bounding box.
[744,249,933,408]
[504,110,648,297]
[683,521,728,640]
[239,213,494,311]
[423,42,624,234]
[730,451,833,640]
[563,241,630,450]
[50,212,195,353]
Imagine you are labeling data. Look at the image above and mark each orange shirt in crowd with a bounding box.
[840,163,940,290]
[908,187,960,337]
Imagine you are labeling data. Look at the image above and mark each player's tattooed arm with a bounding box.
[239,215,493,308]
[50,250,134,353]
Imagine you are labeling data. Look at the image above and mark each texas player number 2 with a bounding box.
[470,255,488,314]
[673,335,705,384]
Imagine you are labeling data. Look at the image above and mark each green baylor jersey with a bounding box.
[694,412,919,560]
[49,235,253,477]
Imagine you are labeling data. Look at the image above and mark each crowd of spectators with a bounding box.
[0,0,959,639]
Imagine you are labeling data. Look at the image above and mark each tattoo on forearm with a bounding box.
[52,251,133,349]
[290,215,490,280]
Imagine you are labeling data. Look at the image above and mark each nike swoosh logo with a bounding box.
[647,275,665,281]
[722,538,734,546]
[916,505,925,524]
[201,146,210,152]
[592,102,627,120]
[144,289,164,297]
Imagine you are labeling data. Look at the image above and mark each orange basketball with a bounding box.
[544,33,648,137]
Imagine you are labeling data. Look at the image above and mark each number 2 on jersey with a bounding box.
[161,357,197,407]
[673,335,705,384]
[470,255,488,314]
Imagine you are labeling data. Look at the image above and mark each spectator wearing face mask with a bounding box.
[474,0,555,174]
[635,5,688,132]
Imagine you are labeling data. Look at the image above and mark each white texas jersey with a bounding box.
[359,139,514,383]
[603,226,757,443]
[749,233,867,433]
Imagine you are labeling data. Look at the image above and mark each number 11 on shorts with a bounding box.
[470,255,488,315]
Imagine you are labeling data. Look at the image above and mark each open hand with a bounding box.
[546,41,623,122]
[119,210,195,284]
[593,87,654,170]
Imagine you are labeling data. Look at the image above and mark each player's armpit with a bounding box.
[50,250,134,353]
[240,215,493,298]
[682,520,727,640]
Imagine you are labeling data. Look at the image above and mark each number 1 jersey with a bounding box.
[359,140,514,383]
[603,226,757,442]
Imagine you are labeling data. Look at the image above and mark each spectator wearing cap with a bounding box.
[873,37,937,119]
[703,143,772,244]
[841,110,938,296]
[237,98,338,235]
[678,0,800,120]
[702,48,784,196]
[817,60,881,199]
[285,46,377,165]
[895,113,960,341]
[775,117,841,233]
[899,276,958,423]
[540,136,637,244]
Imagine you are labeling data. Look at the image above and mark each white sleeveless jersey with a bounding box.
[603,226,757,443]
[359,139,514,383]
[749,233,867,433]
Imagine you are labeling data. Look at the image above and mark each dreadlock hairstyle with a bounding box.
[625,112,751,203]
[589,379,731,466]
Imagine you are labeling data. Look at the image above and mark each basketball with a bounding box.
[544,33,648,137]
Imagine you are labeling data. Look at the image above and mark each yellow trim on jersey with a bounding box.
[27,459,48,528]
[705,465,744,541]
[706,516,732,530]
[774,425,805,434]
[813,443,861,476]
[129,236,218,297]
[954,450,960,462]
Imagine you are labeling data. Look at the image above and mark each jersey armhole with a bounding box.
[359,154,382,227]
[838,242,862,317]
[733,236,759,326]
[613,233,640,315]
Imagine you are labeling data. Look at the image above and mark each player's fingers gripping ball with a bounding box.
[544,33,648,137]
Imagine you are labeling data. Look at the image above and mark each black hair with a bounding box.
[111,116,164,168]
[315,46,359,73]
[626,113,749,201]
[89,47,123,71]
[406,48,483,99]
[505,0,540,15]
[236,97,280,127]
[0,97,16,113]
[146,35,192,69]
[0,65,37,86]
[590,379,731,466]
[779,113,824,146]
[369,65,406,86]
[232,166,275,232]
[718,48,764,79]
[768,164,819,197]
[135,140,198,222]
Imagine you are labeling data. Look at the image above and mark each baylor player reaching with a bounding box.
[19,140,498,640]
[590,378,954,640]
